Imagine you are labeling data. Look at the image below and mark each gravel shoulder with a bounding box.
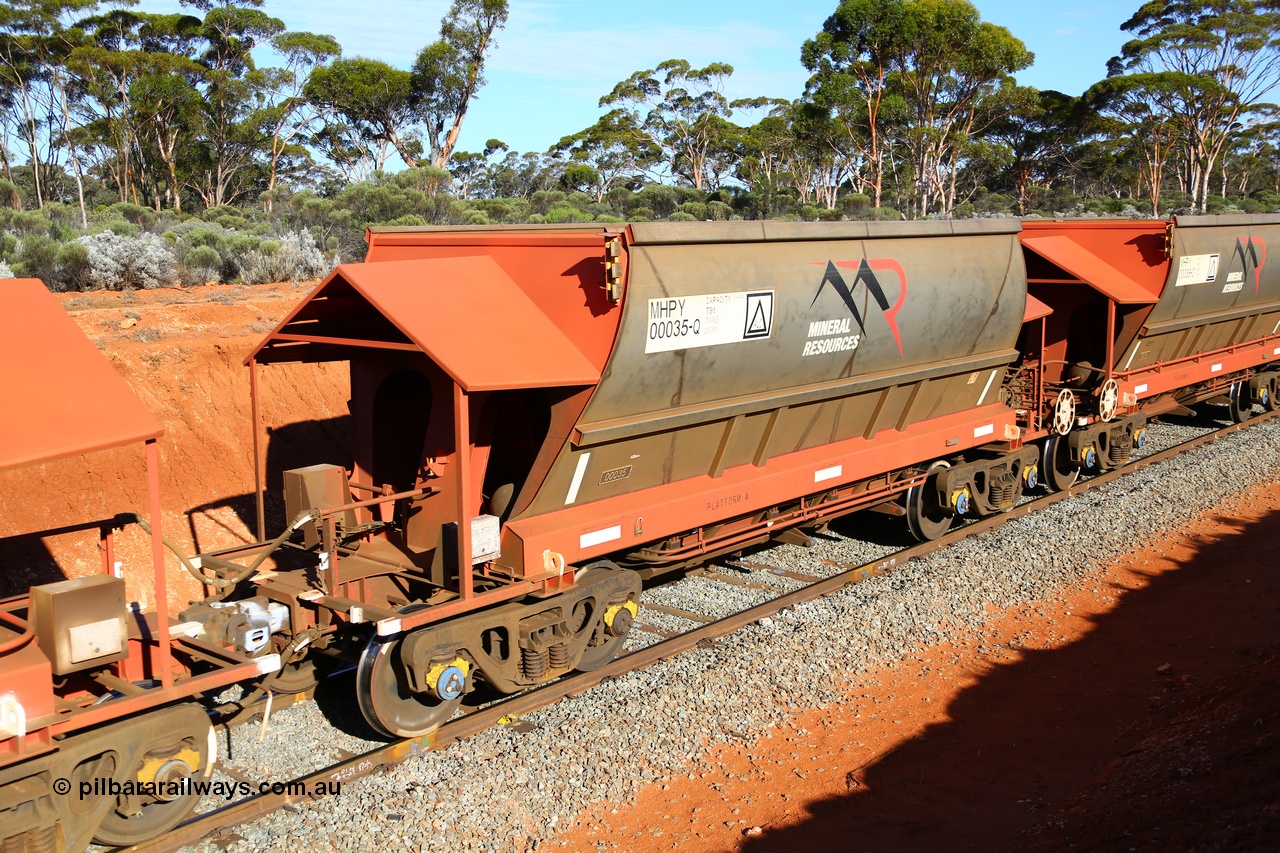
[554,479,1280,852]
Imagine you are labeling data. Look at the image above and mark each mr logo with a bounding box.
[810,259,908,354]
[1229,237,1267,293]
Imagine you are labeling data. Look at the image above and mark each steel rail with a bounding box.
[124,409,1278,853]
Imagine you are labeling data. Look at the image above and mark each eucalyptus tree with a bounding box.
[69,6,206,209]
[258,30,340,211]
[802,0,909,209]
[1086,73,1183,214]
[179,0,285,208]
[551,110,661,201]
[732,100,794,194]
[413,0,508,168]
[1107,0,1280,212]
[305,57,421,171]
[0,0,103,208]
[985,87,1084,214]
[128,47,205,212]
[449,137,508,198]
[600,59,736,191]
[802,0,1031,217]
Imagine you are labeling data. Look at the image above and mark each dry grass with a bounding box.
[130,326,165,343]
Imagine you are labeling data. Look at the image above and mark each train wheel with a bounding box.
[905,461,953,542]
[1228,381,1254,423]
[92,705,214,846]
[1040,434,1079,492]
[1266,376,1279,412]
[356,614,462,739]
[574,564,634,672]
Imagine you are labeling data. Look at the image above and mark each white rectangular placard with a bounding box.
[1175,253,1219,286]
[579,526,622,549]
[645,291,774,353]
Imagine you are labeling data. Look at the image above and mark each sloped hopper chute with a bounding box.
[247,255,601,390]
[1021,234,1161,304]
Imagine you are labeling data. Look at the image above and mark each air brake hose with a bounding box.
[123,510,316,590]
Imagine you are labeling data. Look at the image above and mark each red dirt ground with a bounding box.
[552,485,1280,852]
[0,282,351,609]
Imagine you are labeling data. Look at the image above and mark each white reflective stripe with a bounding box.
[579,526,621,549]
[565,452,591,505]
[976,370,997,405]
[814,465,842,483]
[1211,363,1223,373]
[1273,346,1280,356]
[973,423,994,438]
[1134,383,1148,395]
[1123,340,1141,370]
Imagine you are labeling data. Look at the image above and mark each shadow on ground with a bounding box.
[743,506,1280,852]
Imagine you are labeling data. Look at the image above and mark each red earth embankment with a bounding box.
[0,282,350,610]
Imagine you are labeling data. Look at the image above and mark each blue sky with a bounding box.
[143,0,1139,157]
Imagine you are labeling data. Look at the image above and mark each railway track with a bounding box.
[122,409,1274,853]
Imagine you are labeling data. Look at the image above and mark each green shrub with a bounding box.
[530,190,566,214]
[634,185,678,218]
[16,234,59,284]
[216,215,253,232]
[668,211,697,222]
[55,241,92,291]
[49,222,78,241]
[183,228,225,250]
[182,244,222,285]
[0,179,20,210]
[545,205,590,223]
[838,194,870,215]
[202,205,245,222]
[99,202,156,228]
[676,202,708,220]
[382,214,428,227]
[101,219,139,237]
[9,210,46,235]
[43,202,79,225]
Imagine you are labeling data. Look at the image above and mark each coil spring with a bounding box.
[547,643,569,669]
[4,826,56,853]
[991,474,1018,507]
[1109,432,1132,466]
[521,647,548,679]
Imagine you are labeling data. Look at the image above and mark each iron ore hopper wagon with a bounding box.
[2,215,1280,851]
